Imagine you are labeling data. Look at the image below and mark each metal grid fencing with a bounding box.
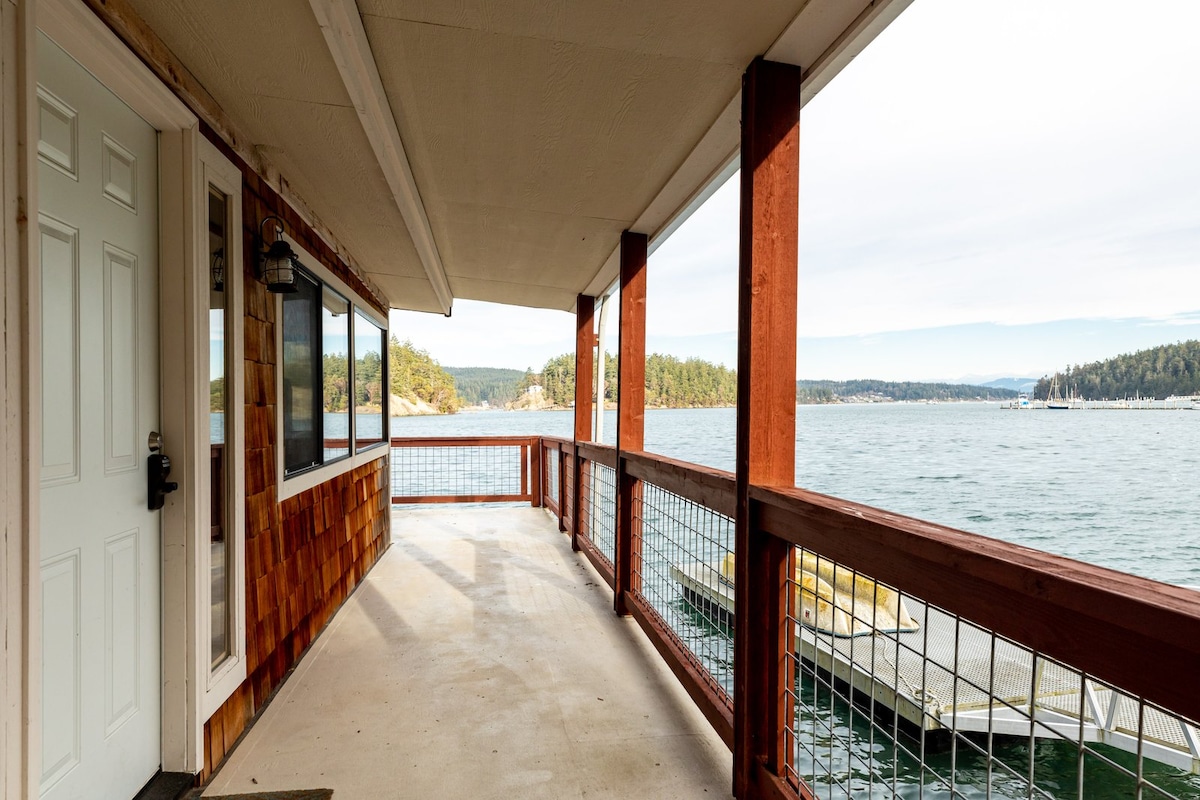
[543,444,560,512]
[582,460,617,568]
[390,439,531,503]
[781,547,1200,800]
[632,481,735,704]
[564,450,576,532]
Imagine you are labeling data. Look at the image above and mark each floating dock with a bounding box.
[671,562,1200,774]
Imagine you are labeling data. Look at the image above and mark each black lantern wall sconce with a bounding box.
[210,247,225,292]
[255,215,301,293]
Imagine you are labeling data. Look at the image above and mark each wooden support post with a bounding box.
[572,295,595,550]
[571,447,583,551]
[574,294,595,442]
[530,438,542,507]
[557,443,567,532]
[733,58,801,799]
[615,231,647,616]
[520,443,530,502]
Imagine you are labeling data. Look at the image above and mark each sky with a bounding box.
[392,0,1200,383]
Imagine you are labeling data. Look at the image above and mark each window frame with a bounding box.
[352,309,389,454]
[275,235,390,502]
[198,139,247,717]
[280,270,325,476]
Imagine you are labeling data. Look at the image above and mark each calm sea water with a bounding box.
[391,403,1200,588]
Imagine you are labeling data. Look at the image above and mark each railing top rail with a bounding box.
[539,435,570,447]
[575,440,617,468]
[389,436,536,448]
[622,449,736,519]
[751,482,1200,726]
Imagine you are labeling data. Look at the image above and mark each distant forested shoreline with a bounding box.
[490,352,738,410]
[217,337,1200,419]
[1033,340,1200,400]
[796,380,1017,404]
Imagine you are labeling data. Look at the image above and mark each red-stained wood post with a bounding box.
[529,438,542,507]
[615,231,647,616]
[733,58,801,799]
[572,295,595,550]
[557,442,567,532]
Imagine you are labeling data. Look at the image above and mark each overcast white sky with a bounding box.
[393,0,1200,382]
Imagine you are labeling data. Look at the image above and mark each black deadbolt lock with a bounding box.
[148,452,179,510]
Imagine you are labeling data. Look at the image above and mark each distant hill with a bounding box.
[514,352,737,409]
[1033,340,1200,400]
[979,377,1039,393]
[796,379,1018,404]
[445,366,523,407]
[390,339,460,414]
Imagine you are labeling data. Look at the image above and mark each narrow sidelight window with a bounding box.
[208,186,232,669]
[199,137,247,716]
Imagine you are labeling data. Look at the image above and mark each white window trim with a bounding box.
[197,139,247,717]
[1,3,28,797]
[274,234,389,502]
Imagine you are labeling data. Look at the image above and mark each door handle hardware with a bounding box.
[147,431,179,510]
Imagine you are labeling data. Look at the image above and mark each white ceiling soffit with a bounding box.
[308,0,453,315]
[581,0,914,303]
[118,0,439,311]
[118,0,910,316]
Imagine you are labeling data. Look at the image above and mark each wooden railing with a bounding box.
[752,485,1200,729]
[388,436,542,505]
[390,435,1200,799]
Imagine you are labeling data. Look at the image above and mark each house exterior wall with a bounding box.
[0,0,395,792]
[198,128,391,781]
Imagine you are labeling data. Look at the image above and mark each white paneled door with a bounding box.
[37,31,161,800]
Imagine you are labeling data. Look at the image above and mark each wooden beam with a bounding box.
[616,233,647,452]
[614,231,647,616]
[733,58,801,799]
[622,450,736,519]
[574,294,595,442]
[556,442,567,532]
[307,0,453,314]
[572,295,595,551]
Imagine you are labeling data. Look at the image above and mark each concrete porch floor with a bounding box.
[202,505,733,799]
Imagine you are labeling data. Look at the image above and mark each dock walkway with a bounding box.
[202,506,732,799]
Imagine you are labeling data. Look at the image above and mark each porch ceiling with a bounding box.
[123,0,909,314]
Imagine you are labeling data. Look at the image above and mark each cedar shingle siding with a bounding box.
[199,126,391,780]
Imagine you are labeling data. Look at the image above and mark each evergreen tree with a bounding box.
[387,337,461,413]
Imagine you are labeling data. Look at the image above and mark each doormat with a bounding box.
[205,792,332,800]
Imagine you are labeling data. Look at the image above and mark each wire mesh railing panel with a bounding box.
[544,445,560,510]
[775,547,1200,800]
[632,481,735,704]
[564,452,576,529]
[390,442,527,501]
[583,461,616,568]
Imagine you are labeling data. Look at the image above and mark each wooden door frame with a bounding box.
[4,0,213,794]
[2,2,33,797]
